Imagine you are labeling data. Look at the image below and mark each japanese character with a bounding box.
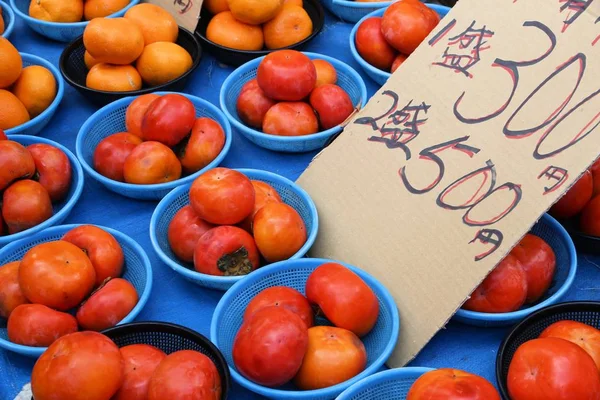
[355,91,430,159]
[432,21,494,78]
[559,0,594,32]
[470,229,503,261]
[537,166,569,194]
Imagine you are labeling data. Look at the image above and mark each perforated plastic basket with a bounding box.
[349,4,450,86]
[211,258,401,400]
[101,322,230,400]
[336,367,434,399]
[0,135,84,247]
[1,0,15,39]
[321,0,392,23]
[453,213,577,327]
[150,168,319,291]
[10,0,139,42]
[220,52,368,153]
[195,0,324,67]
[60,27,202,106]
[5,53,65,136]
[76,91,232,200]
[0,224,153,358]
[496,301,600,400]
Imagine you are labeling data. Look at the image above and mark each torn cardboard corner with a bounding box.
[297,0,600,368]
[144,0,203,32]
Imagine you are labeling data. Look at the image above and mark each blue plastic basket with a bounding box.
[10,0,140,42]
[453,213,577,327]
[0,135,84,247]
[4,53,65,136]
[76,91,232,201]
[211,258,401,400]
[0,223,153,358]
[1,0,15,38]
[220,52,368,153]
[321,0,392,23]
[150,168,319,291]
[349,4,450,86]
[336,367,434,399]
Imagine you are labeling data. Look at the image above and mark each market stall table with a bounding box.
[2,8,600,400]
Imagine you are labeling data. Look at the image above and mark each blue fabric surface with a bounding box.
[2,8,600,400]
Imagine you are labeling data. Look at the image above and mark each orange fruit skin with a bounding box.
[312,59,337,87]
[135,42,193,87]
[86,64,142,92]
[204,0,230,14]
[83,18,145,65]
[0,6,5,35]
[206,11,264,51]
[84,51,101,70]
[12,66,57,118]
[263,4,312,50]
[125,93,161,138]
[29,0,84,23]
[0,90,30,130]
[0,38,22,89]
[227,0,283,25]
[83,0,130,20]
[124,4,179,45]
[283,0,303,6]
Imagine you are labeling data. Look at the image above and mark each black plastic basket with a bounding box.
[496,301,600,400]
[435,0,457,6]
[32,322,230,399]
[59,27,202,106]
[195,0,325,67]
[557,217,600,254]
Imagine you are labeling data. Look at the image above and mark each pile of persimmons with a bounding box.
[233,262,379,390]
[82,4,193,92]
[28,0,132,23]
[30,330,222,400]
[461,233,556,314]
[0,134,71,236]
[237,50,355,136]
[93,93,225,184]
[0,38,58,130]
[355,0,441,73]
[168,167,307,274]
[0,225,138,347]
[549,159,600,237]
[204,0,313,51]
[507,319,600,399]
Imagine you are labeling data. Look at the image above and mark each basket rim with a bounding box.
[149,168,319,285]
[329,0,394,7]
[195,0,325,56]
[9,0,140,28]
[495,301,600,399]
[0,223,154,357]
[75,91,232,193]
[5,53,66,135]
[219,52,368,144]
[349,4,451,82]
[0,135,85,246]
[101,320,231,399]
[59,26,202,97]
[453,213,578,323]
[0,0,15,38]
[336,367,435,399]
[210,257,401,399]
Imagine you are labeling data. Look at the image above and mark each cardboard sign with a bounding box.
[144,0,203,31]
[297,0,600,368]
